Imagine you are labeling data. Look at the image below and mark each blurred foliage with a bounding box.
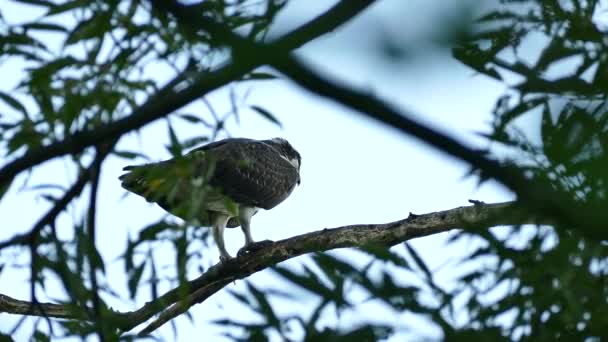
[448,0,608,339]
[1,0,608,341]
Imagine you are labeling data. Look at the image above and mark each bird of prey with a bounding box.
[119,137,301,261]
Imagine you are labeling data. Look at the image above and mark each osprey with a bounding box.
[119,137,301,260]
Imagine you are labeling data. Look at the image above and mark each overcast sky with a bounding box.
[0,1,520,340]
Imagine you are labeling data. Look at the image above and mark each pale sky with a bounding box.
[0,1,517,340]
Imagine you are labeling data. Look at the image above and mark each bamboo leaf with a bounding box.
[250,105,282,128]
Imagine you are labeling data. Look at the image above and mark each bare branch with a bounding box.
[0,294,83,320]
[0,201,542,335]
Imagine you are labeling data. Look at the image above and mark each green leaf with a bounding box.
[128,262,146,299]
[0,91,28,116]
[138,220,173,242]
[272,265,333,299]
[0,177,11,205]
[32,330,49,342]
[359,245,412,270]
[404,242,433,282]
[166,121,182,157]
[242,72,278,81]
[0,330,12,342]
[177,113,204,124]
[246,282,280,329]
[30,56,80,82]
[113,150,150,160]
[46,0,90,16]
[22,22,67,32]
[64,12,111,46]
[250,105,282,128]
[12,0,54,7]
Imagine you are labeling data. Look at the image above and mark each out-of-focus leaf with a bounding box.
[404,243,433,282]
[272,265,333,299]
[113,150,150,161]
[250,105,282,128]
[138,220,174,242]
[0,178,11,204]
[31,331,49,342]
[242,72,278,81]
[245,282,281,329]
[12,0,53,7]
[166,121,182,157]
[0,91,28,116]
[177,113,204,124]
[47,0,90,16]
[64,12,111,46]
[0,332,14,342]
[359,245,412,270]
[128,262,145,299]
[22,22,67,32]
[25,183,65,192]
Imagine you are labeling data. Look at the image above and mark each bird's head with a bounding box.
[266,138,302,183]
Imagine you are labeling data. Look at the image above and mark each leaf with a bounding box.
[31,331,48,342]
[272,265,333,299]
[165,121,182,157]
[30,56,80,82]
[22,22,67,33]
[0,331,14,342]
[47,0,90,16]
[0,91,28,116]
[227,288,253,307]
[242,72,279,81]
[359,245,412,270]
[138,220,174,242]
[113,150,150,160]
[250,105,282,128]
[404,242,433,282]
[245,282,281,329]
[177,113,204,124]
[12,0,54,7]
[25,183,65,192]
[64,12,111,46]
[128,262,146,299]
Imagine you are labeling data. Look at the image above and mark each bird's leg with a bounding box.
[212,214,232,261]
[238,206,257,247]
[237,206,272,257]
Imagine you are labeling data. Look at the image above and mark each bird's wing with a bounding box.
[191,139,300,210]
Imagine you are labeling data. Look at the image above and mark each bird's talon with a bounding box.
[238,239,273,257]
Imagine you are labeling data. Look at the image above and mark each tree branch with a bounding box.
[0,0,376,188]
[0,201,543,335]
[0,294,81,320]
